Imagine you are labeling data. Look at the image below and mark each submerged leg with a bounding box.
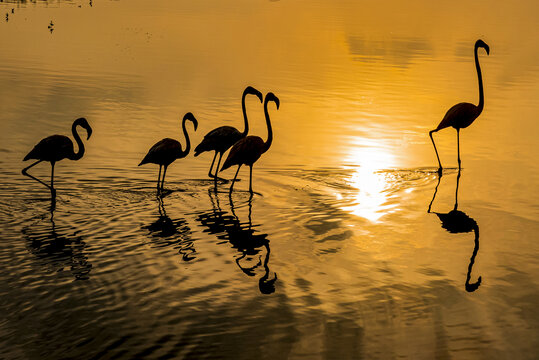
[22,160,53,191]
[157,165,162,190]
[229,165,241,193]
[208,151,217,178]
[161,165,168,190]
[214,152,224,185]
[457,129,461,169]
[429,129,442,175]
[50,162,56,197]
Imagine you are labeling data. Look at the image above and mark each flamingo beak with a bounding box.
[86,127,93,140]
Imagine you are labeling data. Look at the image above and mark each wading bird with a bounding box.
[139,112,198,192]
[429,39,490,174]
[22,117,92,197]
[221,92,279,194]
[194,86,263,183]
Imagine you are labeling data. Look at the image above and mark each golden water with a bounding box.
[1,0,538,359]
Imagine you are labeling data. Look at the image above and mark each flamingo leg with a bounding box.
[249,165,253,194]
[229,165,241,193]
[429,129,442,175]
[213,152,226,185]
[455,168,461,211]
[207,151,217,178]
[161,165,168,190]
[22,160,54,191]
[50,161,56,197]
[157,165,162,191]
[457,128,461,169]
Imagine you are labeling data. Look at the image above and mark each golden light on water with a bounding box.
[341,141,399,222]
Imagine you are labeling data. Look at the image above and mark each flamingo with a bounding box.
[22,117,92,197]
[139,112,198,192]
[221,92,279,194]
[429,39,490,174]
[194,86,263,182]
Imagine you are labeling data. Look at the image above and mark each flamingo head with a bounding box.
[265,92,280,110]
[75,117,92,140]
[476,39,490,55]
[244,86,263,103]
[183,112,198,131]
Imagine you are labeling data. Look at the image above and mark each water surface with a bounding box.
[1,0,538,359]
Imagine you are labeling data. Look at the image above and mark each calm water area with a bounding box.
[1,0,538,359]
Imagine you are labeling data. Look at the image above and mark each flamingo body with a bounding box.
[139,138,184,167]
[221,136,265,170]
[194,126,242,155]
[24,135,78,162]
[436,102,481,131]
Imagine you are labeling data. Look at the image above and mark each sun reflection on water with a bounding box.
[341,143,399,222]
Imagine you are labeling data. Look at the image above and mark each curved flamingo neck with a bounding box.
[475,44,485,113]
[262,98,274,153]
[181,118,191,158]
[241,91,250,137]
[69,122,85,160]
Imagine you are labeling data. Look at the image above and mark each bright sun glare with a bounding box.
[341,143,398,222]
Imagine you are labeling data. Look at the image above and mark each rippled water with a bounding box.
[1,0,538,359]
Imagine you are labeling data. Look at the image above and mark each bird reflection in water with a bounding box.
[21,196,92,280]
[428,170,481,292]
[143,195,196,261]
[197,190,277,294]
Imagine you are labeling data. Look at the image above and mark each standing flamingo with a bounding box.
[221,92,279,194]
[22,117,92,197]
[429,39,490,174]
[139,112,198,192]
[194,86,263,182]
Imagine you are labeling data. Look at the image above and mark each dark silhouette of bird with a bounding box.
[221,92,279,193]
[139,112,198,192]
[429,39,490,174]
[428,169,482,292]
[22,117,92,197]
[194,86,263,183]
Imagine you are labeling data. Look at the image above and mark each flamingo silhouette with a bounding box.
[429,39,490,174]
[221,92,279,194]
[428,169,482,292]
[194,86,263,183]
[22,117,92,197]
[139,112,198,192]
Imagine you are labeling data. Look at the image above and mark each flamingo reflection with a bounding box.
[21,203,92,280]
[197,190,277,294]
[428,169,481,292]
[143,195,196,261]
